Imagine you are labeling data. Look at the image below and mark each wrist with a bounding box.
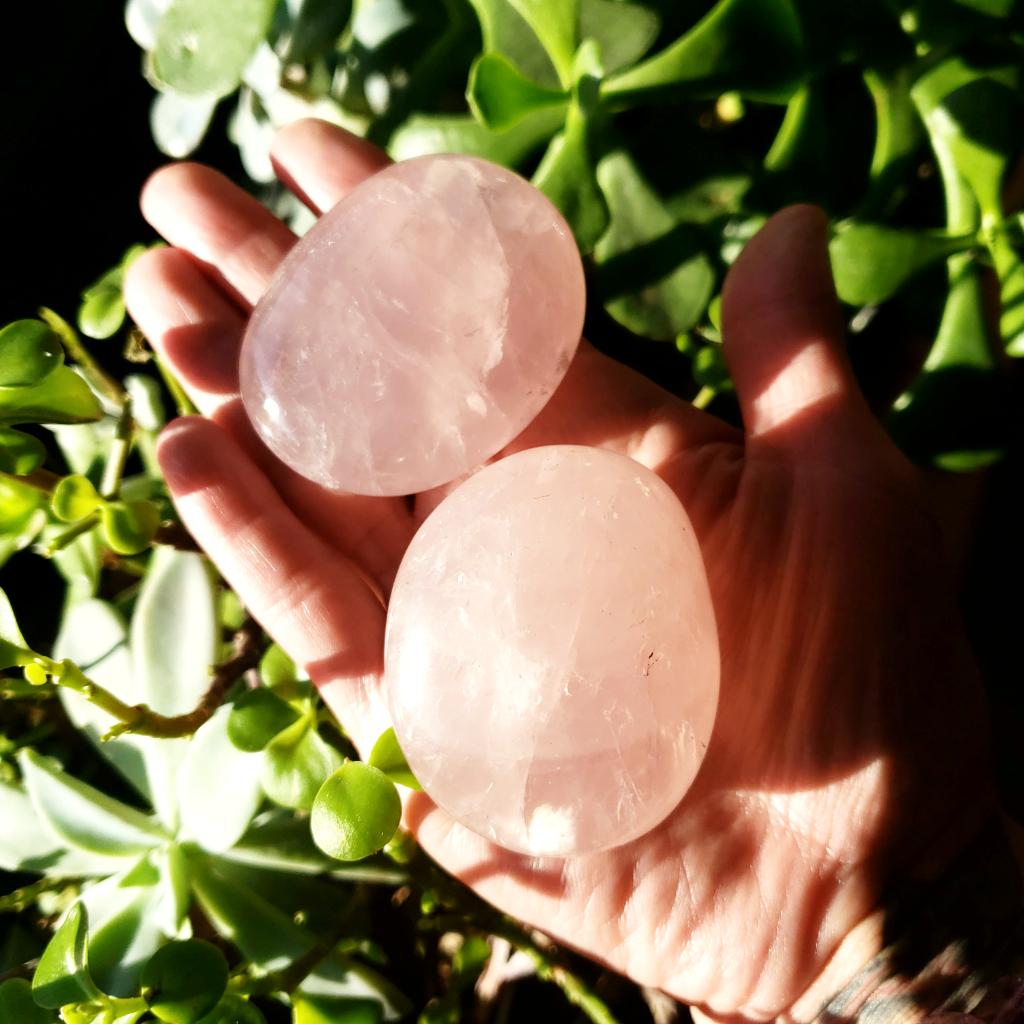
[787,814,1024,1024]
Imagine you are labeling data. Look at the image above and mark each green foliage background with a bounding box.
[1,1,1023,1022]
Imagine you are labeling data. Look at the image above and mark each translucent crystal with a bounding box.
[385,446,720,857]
[240,155,585,496]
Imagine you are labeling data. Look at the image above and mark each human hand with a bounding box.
[125,119,994,1022]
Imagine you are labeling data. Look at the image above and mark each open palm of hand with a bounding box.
[125,119,993,1022]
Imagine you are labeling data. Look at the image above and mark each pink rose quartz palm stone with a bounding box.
[385,446,720,857]
[240,154,585,496]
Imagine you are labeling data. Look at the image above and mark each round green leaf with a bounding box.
[197,994,266,1024]
[101,500,160,554]
[368,728,421,791]
[0,427,46,476]
[52,474,103,523]
[693,345,733,391]
[259,643,298,691]
[0,977,54,1024]
[78,286,125,341]
[0,320,63,388]
[262,723,341,810]
[311,763,402,862]
[153,0,277,98]
[228,687,302,752]
[142,940,229,1024]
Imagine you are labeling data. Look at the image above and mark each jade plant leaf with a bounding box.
[579,0,659,74]
[283,0,353,63]
[889,257,1010,470]
[79,867,173,998]
[368,728,421,791]
[0,781,131,877]
[594,150,715,338]
[0,366,103,427]
[142,940,229,1024]
[467,52,568,131]
[18,749,167,857]
[177,707,265,852]
[506,0,579,86]
[153,0,277,97]
[32,903,103,1009]
[0,319,63,388]
[830,223,977,306]
[465,0,560,87]
[151,89,219,159]
[262,721,342,811]
[101,499,161,554]
[0,978,53,1024]
[0,427,46,476]
[51,474,103,523]
[131,547,219,828]
[228,687,303,752]
[603,0,805,105]
[55,599,152,803]
[532,41,608,250]
[311,762,402,862]
[388,108,564,165]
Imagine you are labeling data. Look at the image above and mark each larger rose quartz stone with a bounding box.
[385,446,719,857]
[240,155,585,496]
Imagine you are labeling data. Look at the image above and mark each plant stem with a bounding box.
[32,618,267,740]
[152,520,201,551]
[154,353,198,417]
[0,467,61,494]
[38,306,126,407]
[0,877,71,914]
[41,512,100,556]
[100,397,134,499]
[692,386,716,410]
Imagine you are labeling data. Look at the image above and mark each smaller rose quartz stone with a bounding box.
[239,154,585,496]
[385,446,719,857]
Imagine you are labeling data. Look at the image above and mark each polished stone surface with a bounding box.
[384,446,720,857]
[240,155,585,496]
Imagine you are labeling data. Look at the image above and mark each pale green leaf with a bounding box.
[151,89,219,159]
[131,548,219,827]
[0,781,129,877]
[79,868,171,998]
[18,749,166,857]
[56,599,152,804]
[177,707,264,852]
[153,0,277,98]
